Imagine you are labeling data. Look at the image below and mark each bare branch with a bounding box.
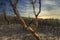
[9,0,18,7]
[9,0,40,40]
[31,0,36,16]
[28,20,33,26]
[30,0,36,4]
[0,2,9,24]
[30,0,39,30]
[14,0,18,6]
[28,0,41,29]
[3,9,9,24]
[9,0,27,28]
[36,0,41,17]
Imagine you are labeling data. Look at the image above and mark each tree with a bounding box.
[9,0,41,40]
[3,9,9,24]
[0,1,9,24]
[29,0,41,30]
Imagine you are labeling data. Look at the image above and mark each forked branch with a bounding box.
[36,0,41,16]
[30,0,41,30]
[9,0,40,40]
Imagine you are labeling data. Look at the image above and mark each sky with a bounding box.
[0,0,60,19]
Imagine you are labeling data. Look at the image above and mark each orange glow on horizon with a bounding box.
[38,15,60,19]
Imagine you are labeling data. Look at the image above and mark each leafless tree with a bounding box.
[9,0,41,40]
[0,2,9,24]
[3,9,9,24]
[29,0,41,30]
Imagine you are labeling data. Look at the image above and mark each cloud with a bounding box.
[17,0,40,17]
[41,0,60,11]
[1,0,59,19]
[38,8,60,19]
[42,0,56,5]
[16,0,60,19]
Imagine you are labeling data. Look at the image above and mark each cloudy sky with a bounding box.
[0,0,60,19]
[40,0,60,19]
